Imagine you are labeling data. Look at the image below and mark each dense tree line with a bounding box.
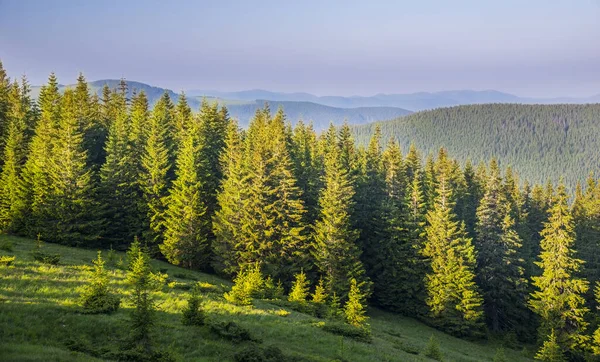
[351,103,600,191]
[3,63,600,360]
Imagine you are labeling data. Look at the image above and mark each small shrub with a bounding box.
[233,344,299,362]
[0,255,16,267]
[197,281,222,294]
[182,286,205,326]
[320,322,372,343]
[0,240,14,251]
[423,335,443,361]
[493,348,507,362]
[80,251,120,314]
[224,263,264,306]
[31,251,61,265]
[210,321,260,344]
[274,309,290,317]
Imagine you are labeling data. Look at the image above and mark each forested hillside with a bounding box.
[352,103,600,189]
[3,62,600,361]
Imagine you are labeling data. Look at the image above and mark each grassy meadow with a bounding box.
[0,235,535,361]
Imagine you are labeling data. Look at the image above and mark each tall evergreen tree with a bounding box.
[474,159,529,335]
[99,82,142,248]
[0,60,11,156]
[529,182,589,353]
[138,96,172,250]
[161,129,210,269]
[45,89,101,245]
[21,73,61,238]
[0,80,32,232]
[312,124,370,301]
[212,120,246,276]
[422,172,484,337]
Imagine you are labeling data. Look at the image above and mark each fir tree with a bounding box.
[344,278,369,328]
[312,124,370,301]
[139,95,172,251]
[474,159,529,334]
[212,120,246,276]
[80,251,120,314]
[45,89,101,245]
[99,82,142,248]
[535,330,566,362]
[288,269,310,303]
[529,182,589,353]
[21,73,61,238]
[422,173,484,337]
[0,60,11,154]
[0,80,31,232]
[161,130,210,269]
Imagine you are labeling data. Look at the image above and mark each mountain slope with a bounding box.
[351,103,600,189]
[226,100,411,129]
[189,89,600,111]
[0,235,533,361]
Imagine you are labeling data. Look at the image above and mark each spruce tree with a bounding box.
[354,126,387,278]
[474,159,529,334]
[21,73,61,238]
[0,60,11,155]
[0,80,31,232]
[99,82,142,248]
[161,130,210,269]
[344,278,369,329]
[312,124,370,301]
[46,89,101,245]
[212,120,246,276]
[139,95,172,251]
[288,269,310,303]
[422,173,484,337]
[529,182,589,353]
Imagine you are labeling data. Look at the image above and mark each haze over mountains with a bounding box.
[34,79,599,130]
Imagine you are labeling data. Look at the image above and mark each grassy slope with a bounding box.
[0,235,534,362]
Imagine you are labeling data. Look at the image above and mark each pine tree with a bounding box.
[139,95,172,251]
[125,241,164,357]
[212,120,246,276]
[288,269,310,303]
[422,173,484,337]
[99,82,142,248]
[312,278,328,304]
[216,107,308,282]
[0,80,31,232]
[21,73,61,238]
[529,182,589,353]
[0,60,11,155]
[474,159,529,334]
[290,120,322,225]
[45,89,101,245]
[344,278,369,328]
[75,74,106,169]
[129,90,150,167]
[80,251,120,314]
[354,126,387,278]
[535,330,567,362]
[312,124,370,301]
[161,130,210,269]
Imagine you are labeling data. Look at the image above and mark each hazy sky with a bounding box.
[1,0,599,97]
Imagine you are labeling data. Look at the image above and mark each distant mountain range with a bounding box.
[32,80,411,129]
[188,88,600,111]
[32,79,599,129]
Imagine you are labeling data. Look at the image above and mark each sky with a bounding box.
[0,0,599,97]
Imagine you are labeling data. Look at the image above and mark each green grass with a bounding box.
[0,235,535,361]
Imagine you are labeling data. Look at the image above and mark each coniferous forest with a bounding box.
[3,61,600,361]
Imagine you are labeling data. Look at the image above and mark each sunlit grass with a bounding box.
[0,234,535,361]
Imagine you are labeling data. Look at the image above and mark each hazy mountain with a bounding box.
[31,80,411,129]
[226,100,411,129]
[189,88,600,111]
[352,103,600,189]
